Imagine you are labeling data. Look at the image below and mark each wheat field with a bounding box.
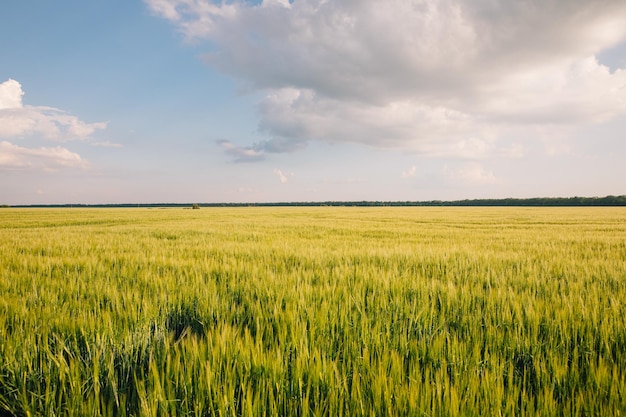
[0,207,625,416]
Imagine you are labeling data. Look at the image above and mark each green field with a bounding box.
[1,207,625,416]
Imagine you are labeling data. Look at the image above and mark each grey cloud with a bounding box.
[153,0,626,98]
[217,140,265,163]
[149,0,626,156]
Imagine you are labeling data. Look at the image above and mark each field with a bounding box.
[0,207,625,416]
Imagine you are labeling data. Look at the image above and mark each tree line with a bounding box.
[6,195,626,208]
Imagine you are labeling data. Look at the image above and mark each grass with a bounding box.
[0,207,625,416]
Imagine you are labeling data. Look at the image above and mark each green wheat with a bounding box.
[0,207,624,416]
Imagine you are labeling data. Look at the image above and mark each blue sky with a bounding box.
[1,0,625,204]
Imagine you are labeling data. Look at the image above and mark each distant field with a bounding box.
[1,207,625,416]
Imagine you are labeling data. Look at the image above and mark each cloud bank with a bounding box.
[0,79,106,141]
[147,0,626,160]
[0,141,88,171]
[0,79,106,171]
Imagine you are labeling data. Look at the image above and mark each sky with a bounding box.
[1,0,626,205]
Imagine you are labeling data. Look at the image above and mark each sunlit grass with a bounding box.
[1,207,625,416]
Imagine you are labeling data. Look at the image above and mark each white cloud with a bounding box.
[0,79,106,141]
[273,168,289,184]
[90,140,124,148]
[443,162,501,186]
[477,57,626,125]
[147,0,626,159]
[402,165,417,178]
[0,141,89,171]
[0,79,24,109]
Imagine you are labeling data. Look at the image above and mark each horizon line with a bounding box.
[5,195,626,208]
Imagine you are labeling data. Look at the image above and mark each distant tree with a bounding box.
[192,204,200,210]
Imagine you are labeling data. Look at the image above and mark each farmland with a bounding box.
[0,207,625,416]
